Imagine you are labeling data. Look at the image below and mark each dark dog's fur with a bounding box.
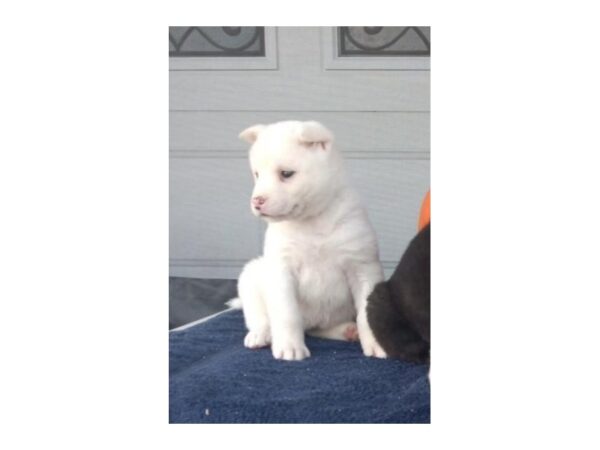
[367,223,430,363]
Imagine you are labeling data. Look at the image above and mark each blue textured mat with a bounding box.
[169,310,430,423]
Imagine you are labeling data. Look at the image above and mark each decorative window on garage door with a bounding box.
[169,26,277,70]
[322,26,430,70]
[169,27,266,57]
[338,27,430,57]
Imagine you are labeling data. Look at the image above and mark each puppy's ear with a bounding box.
[298,121,334,150]
[239,124,266,144]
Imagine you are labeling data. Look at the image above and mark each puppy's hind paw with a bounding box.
[343,323,359,342]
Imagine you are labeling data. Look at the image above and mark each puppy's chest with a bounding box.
[285,238,351,302]
[286,236,342,272]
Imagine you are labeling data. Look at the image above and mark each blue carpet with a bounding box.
[169,310,430,423]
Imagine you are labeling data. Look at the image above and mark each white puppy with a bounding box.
[236,121,387,361]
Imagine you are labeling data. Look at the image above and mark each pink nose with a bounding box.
[252,196,267,208]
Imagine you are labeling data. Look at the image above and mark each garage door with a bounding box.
[169,26,430,278]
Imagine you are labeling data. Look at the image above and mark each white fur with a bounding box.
[236,121,387,361]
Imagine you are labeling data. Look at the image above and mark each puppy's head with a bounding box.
[239,121,343,222]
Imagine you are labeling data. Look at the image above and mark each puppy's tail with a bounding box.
[226,297,243,309]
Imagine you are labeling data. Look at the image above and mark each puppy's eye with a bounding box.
[280,170,295,179]
[254,172,259,179]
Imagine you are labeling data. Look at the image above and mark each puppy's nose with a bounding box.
[252,196,267,208]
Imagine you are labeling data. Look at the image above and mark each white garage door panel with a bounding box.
[170,111,429,152]
[347,160,430,268]
[169,70,429,112]
[170,158,260,263]
[170,27,429,112]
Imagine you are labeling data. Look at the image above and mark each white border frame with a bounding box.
[169,27,278,71]
[321,27,430,71]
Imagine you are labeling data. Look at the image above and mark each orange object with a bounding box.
[418,190,431,231]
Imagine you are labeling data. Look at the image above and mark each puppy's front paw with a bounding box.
[358,323,387,359]
[360,336,387,358]
[271,338,310,361]
[244,329,271,349]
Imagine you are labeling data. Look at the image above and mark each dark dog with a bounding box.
[366,223,430,363]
